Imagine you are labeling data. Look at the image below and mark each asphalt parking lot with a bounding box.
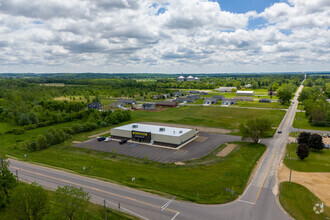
[73,132,241,163]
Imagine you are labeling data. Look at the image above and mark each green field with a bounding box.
[293,112,330,132]
[236,100,289,109]
[0,182,136,220]
[279,182,330,220]
[284,143,330,172]
[132,106,285,135]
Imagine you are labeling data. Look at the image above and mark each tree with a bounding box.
[0,155,17,206]
[36,135,48,150]
[308,133,324,150]
[9,182,49,220]
[296,143,309,160]
[297,132,311,145]
[277,84,294,104]
[239,117,272,143]
[54,186,90,220]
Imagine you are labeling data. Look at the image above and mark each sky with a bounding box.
[0,0,329,73]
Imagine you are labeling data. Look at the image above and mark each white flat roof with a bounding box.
[113,123,193,137]
[237,91,254,93]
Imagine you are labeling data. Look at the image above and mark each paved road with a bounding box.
[291,128,330,135]
[8,80,305,220]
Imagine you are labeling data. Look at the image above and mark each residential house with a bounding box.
[222,98,237,105]
[173,91,183,97]
[155,101,178,107]
[203,98,218,105]
[235,96,254,101]
[212,95,224,101]
[259,98,271,103]
[88,102,101,110]
[142,103,155,110]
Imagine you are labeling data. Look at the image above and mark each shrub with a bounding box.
[12,128,25,135]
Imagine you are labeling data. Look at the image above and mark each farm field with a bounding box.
[131,106,285,135]
[279,182,330,220]
[284,143,330,172]
[293,112,330,132]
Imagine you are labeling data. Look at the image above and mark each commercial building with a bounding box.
[111,123,197,146]
[236,91,254,96]
[177,76,185,81]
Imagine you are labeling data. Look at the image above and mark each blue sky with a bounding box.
[214,0,282,13]
[0,0,329,73]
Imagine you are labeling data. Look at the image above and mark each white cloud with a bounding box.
[0,0,329,73]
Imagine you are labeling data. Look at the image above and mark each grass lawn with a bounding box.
[0,122,20,134]
[293,112,330,132]
[3,137,265,204]
[0,182,136,220]
[236,101,289,109]
[279,182,330,220]
[132,106,285,135]
[284,143,330,172]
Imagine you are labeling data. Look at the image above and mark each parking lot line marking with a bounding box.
[12,166,179,214]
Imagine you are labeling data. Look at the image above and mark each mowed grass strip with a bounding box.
[279,182,330,220]
[7,142,265,204]
[284,143,330,172]
[293,112,330,132]
[132,106,285,135]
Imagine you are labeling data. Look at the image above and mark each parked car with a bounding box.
[119,139,128,145]
[325,144,329,149]
[278,129,282,133]
[105,137,112,142]
[97,137,106,141]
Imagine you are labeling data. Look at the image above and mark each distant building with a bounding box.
[212,95,224,101]
[176,97,194,103]
[203,98,218,105]
[163,93,171,99]
[88,102,101,110]
[187,95,201,100]
[235,96,253,101]
[236,91,254,96]
[173,91,184,97]
[156,101,178,107]
[177,76,185,81]
[222,98,237,105]
[245,84,251,88]
[186,76,195,81]
[111,99,136,108]
[199,91,208,95]
[153,95,164,100]
[189,90,200,94]
[216,87,237,92]
[194,77,200,81]
[142,103,155,110]
[259,98,271,103]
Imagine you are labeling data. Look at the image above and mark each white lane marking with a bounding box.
[238,200,255,205]
[161,196,176,211]
[171,212,180,220]
[83,194,150,220]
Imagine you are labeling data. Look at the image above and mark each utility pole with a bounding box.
[104,200,107,220]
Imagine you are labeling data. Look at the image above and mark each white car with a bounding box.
[105,137,112,142]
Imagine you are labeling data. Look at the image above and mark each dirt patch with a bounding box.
[216,144,237,157]
[175,162,185,165]
[72,141,81,144]
[88,131,110,138]
[286,137,296,143]
[278,163,330,206]
[140,122,231,134]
